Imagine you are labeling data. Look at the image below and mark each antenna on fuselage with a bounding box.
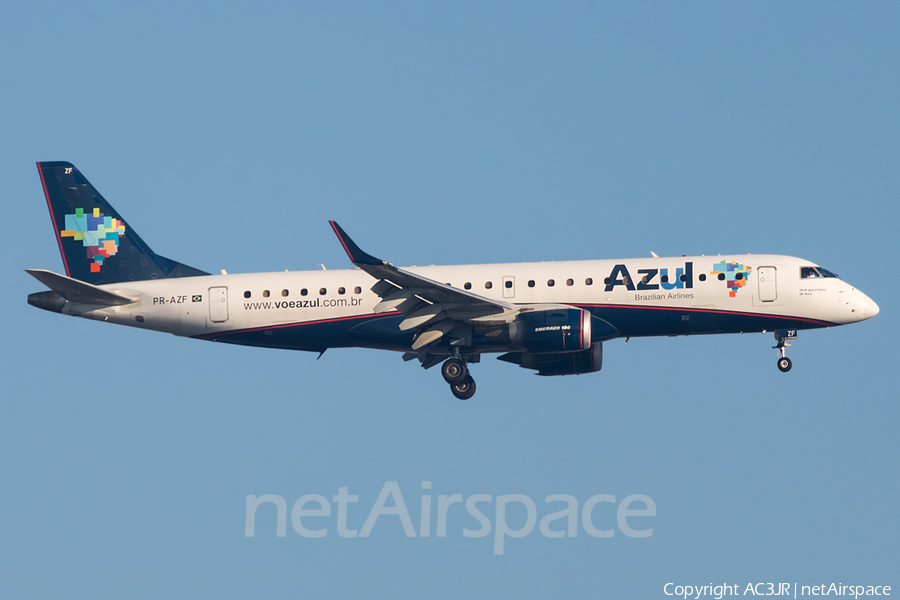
[649,251,659,258]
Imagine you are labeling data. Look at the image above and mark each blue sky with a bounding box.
[1,2,897,597]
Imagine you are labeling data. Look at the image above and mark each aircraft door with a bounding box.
[208,286,229,322]
[502,276,515,299]
[758,267,777,302]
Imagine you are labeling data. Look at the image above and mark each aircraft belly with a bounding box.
[194,312,414,352]
[586,304,831,337]
[347,314,415,347]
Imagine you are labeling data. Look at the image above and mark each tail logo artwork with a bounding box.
[60,208,126,273]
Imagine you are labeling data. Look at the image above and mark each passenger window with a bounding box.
[566,279,574,286]
[528,280,535,287]
[244,291,251,298]
[338,287,345,295]
[301,288,308,296]
[354,286,362,294]
[679,274,687,282]
[660,275,668,283]
[485,281,492,289]
[718,273,725,281]
[262,290,270,298]
[319,288,327,295]
[464,282,472,290]
[547,279,555,287]
[505,280,513,288]
[699,274,707,282]
[585,278,593,286]
[281,289,289,297]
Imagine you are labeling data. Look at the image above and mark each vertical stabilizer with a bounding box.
[37,161,208,284]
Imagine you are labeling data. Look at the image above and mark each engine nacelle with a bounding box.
[509,308,591,354]
[498,342,603,376]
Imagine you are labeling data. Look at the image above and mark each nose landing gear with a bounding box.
[442,356,476,399]
[773,329,797,372]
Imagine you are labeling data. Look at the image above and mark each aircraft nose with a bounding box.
[865,296,879,319]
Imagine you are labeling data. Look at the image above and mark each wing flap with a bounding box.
[371,279,401,297]
[399,303,461,331]
[411,319,457,351]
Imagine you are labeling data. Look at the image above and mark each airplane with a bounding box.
[27,161,879,399]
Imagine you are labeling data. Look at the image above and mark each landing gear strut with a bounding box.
[442,356,476,399]
[773,329,797,372]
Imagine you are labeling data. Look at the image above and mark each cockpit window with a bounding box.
[801,266,841,279]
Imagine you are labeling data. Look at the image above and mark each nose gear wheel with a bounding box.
[773,329,797,373]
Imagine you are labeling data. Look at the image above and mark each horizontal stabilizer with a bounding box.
[25,269,136,306]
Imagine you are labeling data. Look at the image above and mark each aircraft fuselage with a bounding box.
[33,254,877,353]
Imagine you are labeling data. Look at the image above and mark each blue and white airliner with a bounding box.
[27,162,879,399]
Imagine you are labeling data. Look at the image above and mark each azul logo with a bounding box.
[61,207,126,273]
[604,262,693,292]
[711,260,751,297]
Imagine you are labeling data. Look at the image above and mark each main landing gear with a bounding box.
[442,357,476,400]
[773,329,797,372]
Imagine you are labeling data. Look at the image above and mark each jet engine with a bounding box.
[509,308,591,354]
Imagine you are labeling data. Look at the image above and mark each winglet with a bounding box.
[328,221,384,266]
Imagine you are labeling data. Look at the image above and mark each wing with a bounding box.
[329,221,516,351]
